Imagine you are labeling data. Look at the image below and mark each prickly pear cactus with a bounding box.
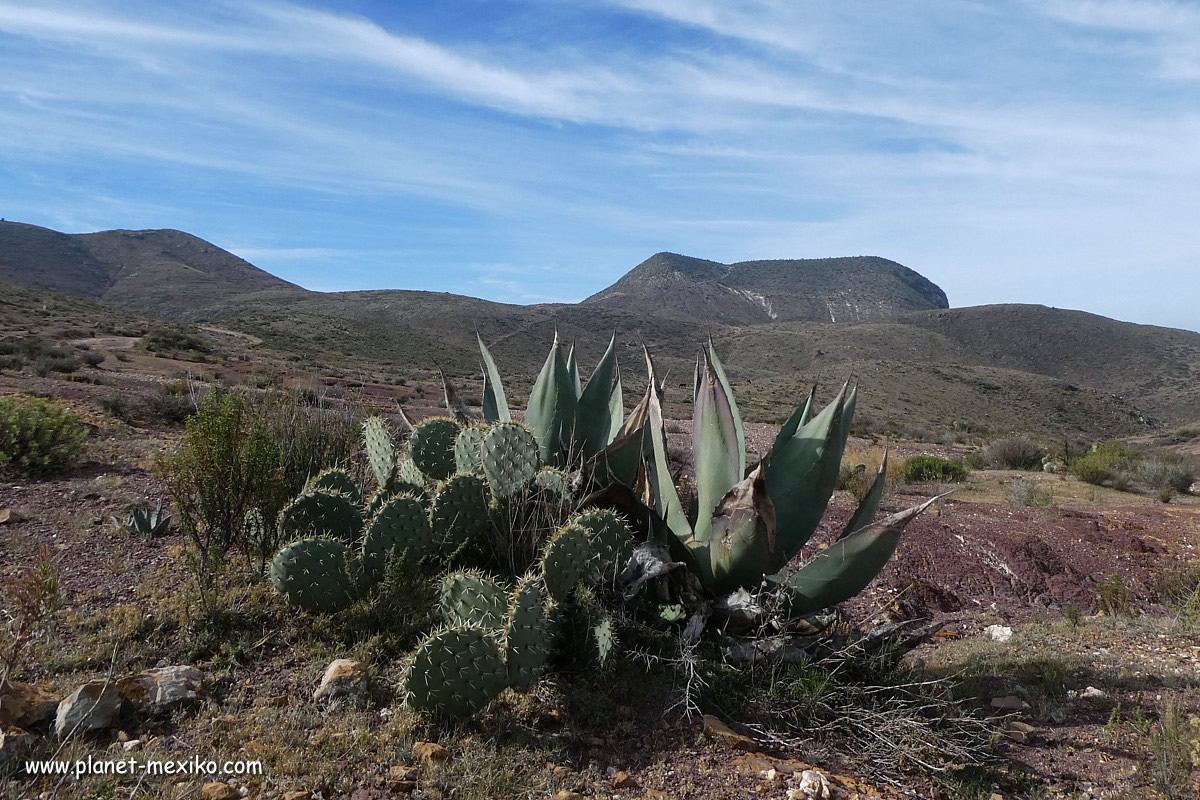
[307,467,360,505]
[397,457,426,487]
[409,417,461,481]
[587,612,616,669]
[363,416,397,489]
[269,538,362,614]
[361,494,434,581]
[533,467,573,502]
[430,473,489,552]
[573,509,635,586]
[278,490,362,542]
[505,575,552,690]
[541,523,593,604]
[454,424,489,475]
[401,627,509,719]
[480,422,541,499]
[439,571,510,629]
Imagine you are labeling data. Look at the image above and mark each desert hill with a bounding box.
[583,251,949,324]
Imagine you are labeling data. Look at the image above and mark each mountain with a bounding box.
[583,252,949,324]
[0,221,300,317]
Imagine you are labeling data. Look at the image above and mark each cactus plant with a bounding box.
[430,473,489,553]
[307,467,360,505]
[363,416,397,489]
[361,494,434,582]
[439,571,511,629]
[401,627,509,718]
[409,417,461,480]
[278,489,362,543]
[454,423,488,474]
[504,574,552,690]
[480,421,541,499]
[269,538,362,614]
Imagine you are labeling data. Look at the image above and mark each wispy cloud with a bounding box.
[0,0,1197,331]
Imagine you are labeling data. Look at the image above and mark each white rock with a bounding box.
[118,666,204,710]
[984,624,1013,643]
[55,680,122,737]
[795,770,831,799]
[313,659,369,702]
[122,739,142,752]
[1081,686,1106,699]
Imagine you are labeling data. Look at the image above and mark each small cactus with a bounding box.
[269,538,362,614]
[480,422,541,499]
[409,417,461,481]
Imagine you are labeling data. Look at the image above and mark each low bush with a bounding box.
[1070,441,1142,488]
[902,455,968,484]
[980,436,1045,470]
[1140,457,1195,495]
[147,381,196,424]
[1095,573,1134,616]
[0,395,88,477]
[838,446,904,500]
[1008,477,1054,507]
[144,326,211,355]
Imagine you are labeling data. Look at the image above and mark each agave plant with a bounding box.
[638,343,941,618]
[112,503,172,539]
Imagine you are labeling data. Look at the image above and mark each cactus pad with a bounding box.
[402,627,508,719]
[363,416,396,489]
[440,571,510,629]
[573,509,635,587]
[533,467,573,501]
[588,613,616,669]
[307,468,360,504]
[361,494,433,581]
[409,417,461,481]
[278,490,362,542]
[454,424,489,474]
[397,457,426,487]
[480,422,541,499]
[269,538,362,614]
[505,575,551,690]
[430,473,489,552]
[541,523,593,603]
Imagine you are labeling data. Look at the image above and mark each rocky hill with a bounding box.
[583,252,949,324]
[0,221,300,317]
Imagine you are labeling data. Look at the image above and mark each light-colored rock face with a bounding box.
[117,665,204,710]
[0,725,37,766]
[312,658,369,702]
[55,680,122,738]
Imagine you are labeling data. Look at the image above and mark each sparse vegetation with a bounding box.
[1096,573,1135,616]
[902,454,968,483]
[979,435,1045,470]
[1070,441,1142,489]
[1008,476,1054,507]
[0,394,88,476]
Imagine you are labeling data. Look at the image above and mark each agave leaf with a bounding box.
[770,380,817,466]
[839,448,887,540]
[608,363,624,442]
[764,383,848,573]
[439,367,475,425]
[477,334,511,422]
[575,334,620,459]
[776,495,944,617]
[707,460,776,593]
[707,341,745,471]
[642,347,692,544]
[526,329,579,466]
[693,349,743,543]
[839,382,858,451]
[566,341,582,399]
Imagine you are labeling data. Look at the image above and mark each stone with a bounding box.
[1081,686,1106,699]
[0,681,59,728]
[0,726,36,766]
[122,739,142,752]
[990,695,1029,711]
[549,793,585,800]
[612,770,637,789]
[984,624,1013,643]
[388,765,418,792]
[0,508,25,525]
[118,666,204,711]
[254,694,288,708]
[199,783,240,800]
[313,659,369,702]
[701,714,759,752]
[795,770,831,799]
[282,792,312,800]
[1003,721,1037,744]
[55,680,122,737]
[413,741,449,764]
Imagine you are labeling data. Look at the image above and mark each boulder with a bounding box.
[313,659,369,703]
[0,681,59,728]
[118,666,204,711]
[55,680,122,737]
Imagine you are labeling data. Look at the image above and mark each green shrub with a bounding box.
[1008,477,1053,507]
[259,389,364,495]
[1140,457,1194,495]
[34,355,81,376]
[80,349,105,368]
[1070,441,1141,488]
[963,450,986,470]
[144,326,211,355]
[0,396,88,477]
[902,455,968,484]
[1095,573,1134,616]
[980,436,1045,470]
[162,386,287,587]
[147,381,195,424]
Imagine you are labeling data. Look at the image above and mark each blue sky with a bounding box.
[1,1,1197,331]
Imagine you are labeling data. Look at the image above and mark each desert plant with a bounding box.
[0,395,88,477]
[1095,573,1134,616]
[631,344,941,618]
[112,503,173,539]
[1070,441,1141,488]
[147,381,196,423]
[162,386,287,588]
[902,455,968,484]
[1141,457,1194,495]
[1008,477,1053,507]
[979,436,1044,470]
[838,446,902,502]
[0,545,62,688]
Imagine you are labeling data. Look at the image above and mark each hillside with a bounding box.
[583,252,949,324]
[2,219,1198,438]
[0,220,300,317]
